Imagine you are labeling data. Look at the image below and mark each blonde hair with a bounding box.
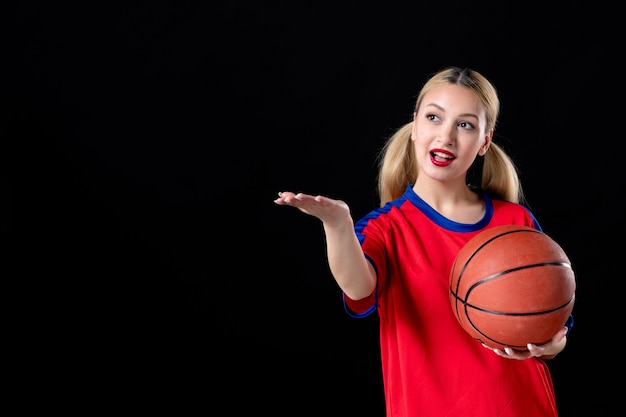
[376,66,524,206]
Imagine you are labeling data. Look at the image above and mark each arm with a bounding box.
[274,192,376,300]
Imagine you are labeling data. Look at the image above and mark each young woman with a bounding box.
[274,66,572,416]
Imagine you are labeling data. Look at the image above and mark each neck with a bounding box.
[412,179,482,220]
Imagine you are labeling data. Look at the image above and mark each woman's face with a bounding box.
[411,83,492,184]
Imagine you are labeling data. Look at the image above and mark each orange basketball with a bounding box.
[449,225,575,351]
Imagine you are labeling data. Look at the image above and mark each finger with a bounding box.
[526,343,544,357]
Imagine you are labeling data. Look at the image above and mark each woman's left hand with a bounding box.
[482,326,568,360]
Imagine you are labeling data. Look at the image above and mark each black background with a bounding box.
[5,2,622,415]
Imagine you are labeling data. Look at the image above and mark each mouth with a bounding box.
[430,149,455,167]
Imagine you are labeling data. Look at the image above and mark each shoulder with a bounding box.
[490,198,541,229]
[355,195,408,228]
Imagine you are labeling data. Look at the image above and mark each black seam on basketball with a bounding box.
[464,261,572,294]
[450,261,572,323]
[451,228,542,319]
[463,298,574,316]
[449,227,573,350]
[452,261,572,300]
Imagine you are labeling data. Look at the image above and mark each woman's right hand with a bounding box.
[275,191,375,299]
[274,191,351,227]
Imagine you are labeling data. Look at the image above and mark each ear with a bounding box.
[478,130,493,156]
[411,112,418,141]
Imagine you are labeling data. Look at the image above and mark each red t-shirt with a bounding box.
[345,186,560,417]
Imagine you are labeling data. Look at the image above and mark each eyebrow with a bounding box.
[424,103,479,120]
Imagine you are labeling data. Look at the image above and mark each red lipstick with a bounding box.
[430,148,455,167]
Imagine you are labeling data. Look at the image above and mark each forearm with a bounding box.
[323,220,376,300]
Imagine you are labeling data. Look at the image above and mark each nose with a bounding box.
[436,123,457,146]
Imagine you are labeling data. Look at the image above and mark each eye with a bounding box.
[458,121,475,130]
[426,113,440,122]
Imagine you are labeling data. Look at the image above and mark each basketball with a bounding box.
[449,225,575,351]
